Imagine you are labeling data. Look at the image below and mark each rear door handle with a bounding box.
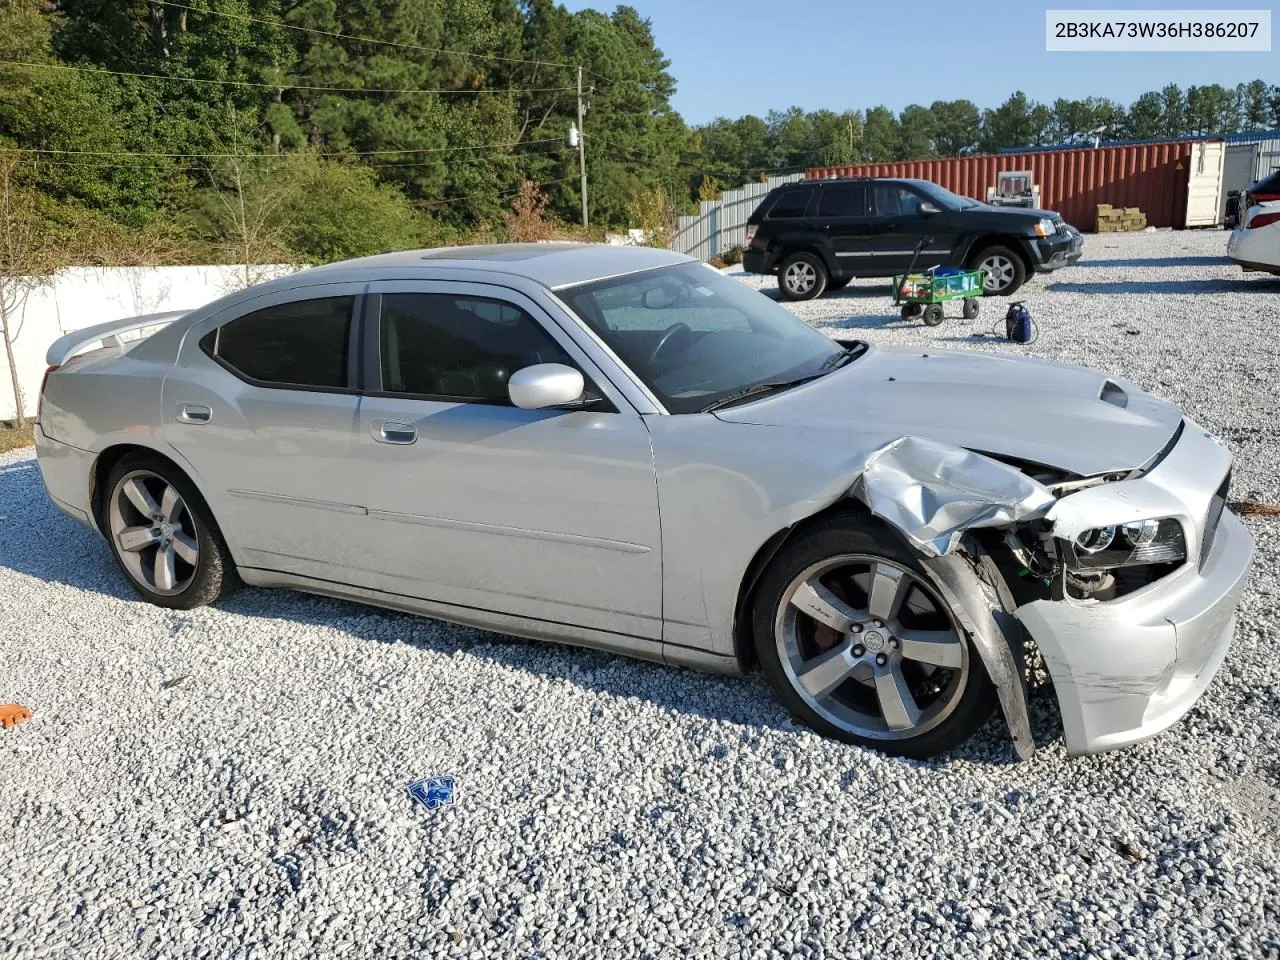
[177,403,212,424]
[374,420,417,445]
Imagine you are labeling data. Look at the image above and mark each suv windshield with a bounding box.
[559,263,856,414]
[908,179,981,210]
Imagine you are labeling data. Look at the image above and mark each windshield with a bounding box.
[559,263,852,414]
[909,179,981,210]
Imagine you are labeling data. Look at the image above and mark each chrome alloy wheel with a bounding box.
[979,254,1016,293]
[783,260,817,296]
[108,469,200,596]
[774,555,969,741]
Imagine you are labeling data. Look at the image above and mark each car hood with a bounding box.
[713,345,1183,476]
[963,203,1058,220]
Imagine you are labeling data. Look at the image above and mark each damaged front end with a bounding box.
[849,427,1252,758]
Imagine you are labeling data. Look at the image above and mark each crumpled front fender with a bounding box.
[922,548,1035,761]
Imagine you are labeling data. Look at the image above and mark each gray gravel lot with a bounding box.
[2,230,1279,959]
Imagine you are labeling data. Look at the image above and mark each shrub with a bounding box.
[626,185,678,248]
[279,156,420,263]
[503,180,555,243]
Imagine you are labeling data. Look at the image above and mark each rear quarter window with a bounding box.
[205,296,355,390]
[765,189,813,220]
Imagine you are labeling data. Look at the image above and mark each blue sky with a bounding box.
[562,0,1278,124]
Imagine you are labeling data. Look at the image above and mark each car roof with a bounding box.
[782,177,916,187]
[301,242,694,290]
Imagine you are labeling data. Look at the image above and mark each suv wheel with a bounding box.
[778,252,828,301]
[971,245,1026,296]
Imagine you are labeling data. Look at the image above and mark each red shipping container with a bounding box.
[806,142,1200,231]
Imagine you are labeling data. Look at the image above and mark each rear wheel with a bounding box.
[104,454,239,609]
[970,245,1026,296]
[752,514,995,758]
[777,252,828,301]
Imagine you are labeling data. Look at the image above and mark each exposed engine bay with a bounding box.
[850,431,1195,608]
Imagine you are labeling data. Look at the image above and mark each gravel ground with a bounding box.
[2,230,1279,959]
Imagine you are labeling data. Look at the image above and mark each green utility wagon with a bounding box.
[892,266,985,326]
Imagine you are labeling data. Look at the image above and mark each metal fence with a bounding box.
[669,174,802,260]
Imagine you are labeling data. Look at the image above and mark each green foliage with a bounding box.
[696,80,1279,192]
[278,156,423,263]
[1,0,1277,263]
[930,100,980,157]
[626,184,676,247]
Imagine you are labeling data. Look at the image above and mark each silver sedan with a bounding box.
[35,244,1253,759]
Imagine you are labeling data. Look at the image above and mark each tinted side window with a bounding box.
[817,184,868,217]
[212,297,353,389]
[872,185,924,217]
[380,294,572,402]
[765,189,812,219]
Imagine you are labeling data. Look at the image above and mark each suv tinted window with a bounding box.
[817,184,868,217]
[379,293,571,402]
[872,185,925,217]
[765,189,812,219]
[211,296,354,389]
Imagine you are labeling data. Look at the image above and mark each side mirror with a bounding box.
[918,201,941,215]
[508,363,586,410]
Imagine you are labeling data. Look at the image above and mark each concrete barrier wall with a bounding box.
[1,264,296,421]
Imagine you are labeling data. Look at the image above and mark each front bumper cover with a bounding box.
[1031,231,1084,273]
[1015,424,1253,754]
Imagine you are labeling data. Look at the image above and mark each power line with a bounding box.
[8,142,568,171]
[149,0,579,70]
[0,137,564,160]
[0,59,575,96]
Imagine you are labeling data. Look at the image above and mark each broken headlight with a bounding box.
[1066,519,1187,570]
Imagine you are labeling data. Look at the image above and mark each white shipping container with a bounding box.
[1184,140,1225,227]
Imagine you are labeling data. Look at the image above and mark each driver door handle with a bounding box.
[374,420,417,445]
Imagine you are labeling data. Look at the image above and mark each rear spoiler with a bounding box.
[46,310,190,367]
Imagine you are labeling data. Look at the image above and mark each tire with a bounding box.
[900,302,923,321]
[827,277,852,291]
[752,512,995,758]
[777,252,828,301]
[103,453,240,609]
[962,298,980,320]
[970,245,1026,296]
[923,304,944,326]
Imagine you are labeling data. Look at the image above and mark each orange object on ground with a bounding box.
[0,704,32,730]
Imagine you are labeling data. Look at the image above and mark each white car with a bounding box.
[1227,201,1280,274]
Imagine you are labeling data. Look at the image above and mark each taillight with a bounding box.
[36,364,57,422]
[1246,211,1280,229]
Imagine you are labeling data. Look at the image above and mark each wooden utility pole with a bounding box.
[576,66,588,230]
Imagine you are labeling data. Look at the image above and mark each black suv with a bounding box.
[742,177,1083,300]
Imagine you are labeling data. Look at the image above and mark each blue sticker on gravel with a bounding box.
[408,775,456,810]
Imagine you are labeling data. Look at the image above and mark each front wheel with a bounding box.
[752,513,995,758]
[922,304,944,326]
[962,298,980,320]
[970,245,1027,296]
[777,252,828,301]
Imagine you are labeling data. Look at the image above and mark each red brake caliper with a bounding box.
[811,575,850,653]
